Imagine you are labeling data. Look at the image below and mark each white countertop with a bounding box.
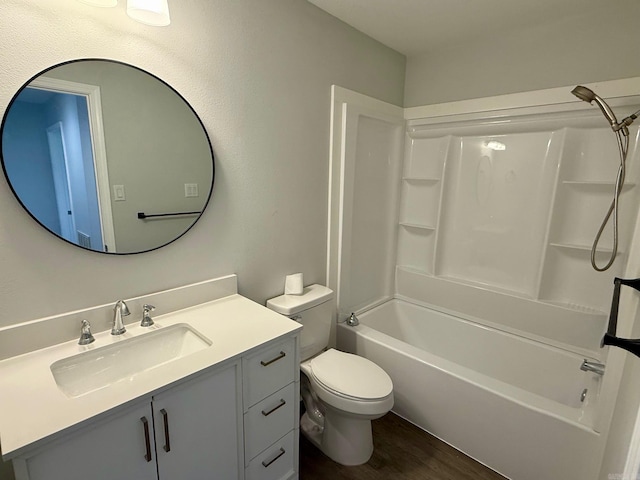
[0,293,301,460]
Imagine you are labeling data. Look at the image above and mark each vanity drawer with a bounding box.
[245,382,295,461]
[243,338,296,408]
[245,430,295,480]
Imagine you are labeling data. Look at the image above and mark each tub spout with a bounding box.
[580,359,605,376]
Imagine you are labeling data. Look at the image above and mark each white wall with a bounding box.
[404,0,640,106]
[0,0,405,331]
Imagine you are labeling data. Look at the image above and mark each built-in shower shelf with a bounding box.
[549,242,621,255]
[390,108,640,352]
[397,265,431,276]
[436,274,534,299]
[399,222,436,231]
[402,177,440,184]
[540,300,606,316]
[562,180,636,190]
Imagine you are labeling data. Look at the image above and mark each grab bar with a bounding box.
[602,277,640,359]
[137,211,201,219]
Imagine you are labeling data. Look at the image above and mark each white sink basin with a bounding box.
[51,323,212,398]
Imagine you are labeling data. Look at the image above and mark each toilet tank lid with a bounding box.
[266,284,334,315]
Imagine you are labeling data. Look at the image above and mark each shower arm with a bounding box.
[602,277,640,358]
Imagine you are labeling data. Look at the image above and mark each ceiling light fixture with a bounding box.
[77,0,171,26]
[78,0,118,6]
[127,0,171,27]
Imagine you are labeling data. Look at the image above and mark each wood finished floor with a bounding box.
[299,412,506,480]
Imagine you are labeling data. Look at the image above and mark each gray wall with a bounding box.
[404,0,640,106]
[0,0,405,331]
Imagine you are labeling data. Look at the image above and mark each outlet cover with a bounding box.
[184,183,199,197]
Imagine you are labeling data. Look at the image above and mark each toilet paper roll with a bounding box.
[284,273,304,295]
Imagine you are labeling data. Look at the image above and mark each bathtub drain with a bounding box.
[581,388,588,403]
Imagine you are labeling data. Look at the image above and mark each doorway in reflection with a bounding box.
[4,87,107,251]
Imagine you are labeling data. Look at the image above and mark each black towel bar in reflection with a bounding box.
[137,211,201,219]
[602,277,640,358]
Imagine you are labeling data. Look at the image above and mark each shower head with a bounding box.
[572,85,621,131]
[571,85,596,103]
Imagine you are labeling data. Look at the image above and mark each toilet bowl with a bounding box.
[266,285,394,466]
[300,348,393,465]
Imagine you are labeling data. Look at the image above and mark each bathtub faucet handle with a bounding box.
[346,313,359,326]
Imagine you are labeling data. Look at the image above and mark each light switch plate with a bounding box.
[113,184,126,201]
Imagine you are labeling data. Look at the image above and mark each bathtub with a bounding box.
[336,298,605,480]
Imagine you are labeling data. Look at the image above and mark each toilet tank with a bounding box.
[266,284,334,361]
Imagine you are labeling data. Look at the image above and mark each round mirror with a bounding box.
[1,59,214,254]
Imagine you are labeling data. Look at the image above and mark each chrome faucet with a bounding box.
[141,304,155,327]
[78,319,95,345]
[112,300,130,335]
[581,359,605,376]
[346,313,359,326]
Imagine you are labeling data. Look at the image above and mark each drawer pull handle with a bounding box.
[160,408,171,453]
[262,447,286,468]
[260,351,286,367]
[262,399,286,416]
[141,416,152,462]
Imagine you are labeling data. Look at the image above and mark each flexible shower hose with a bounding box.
[591,130,629,272]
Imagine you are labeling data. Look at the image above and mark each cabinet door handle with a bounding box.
[262,447,286,468]
[260,351,286,367]
[262,399,286,417]
[140,416,152,462]
[160,409,171,453]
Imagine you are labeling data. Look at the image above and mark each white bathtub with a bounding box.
[336,299,605,480]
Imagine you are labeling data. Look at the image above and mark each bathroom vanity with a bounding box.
[0,275,301,480]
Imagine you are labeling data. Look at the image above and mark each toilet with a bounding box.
[266,284,393,466]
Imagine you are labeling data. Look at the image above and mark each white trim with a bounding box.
[30,76,117,252]
[405,76,640,120]
[619,182,640,480]
[624,409,640,480]
[327,85,403,319]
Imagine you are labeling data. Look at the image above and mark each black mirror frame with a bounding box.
[0,58,215,255]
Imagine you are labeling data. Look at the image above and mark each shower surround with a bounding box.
[328,83,640,479]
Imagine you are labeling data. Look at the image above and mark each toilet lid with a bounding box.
[309,349,393,400]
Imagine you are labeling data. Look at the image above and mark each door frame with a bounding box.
[29,76,116,252]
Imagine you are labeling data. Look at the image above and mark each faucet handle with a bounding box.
[78,319,95,345]
[141,304,155,327]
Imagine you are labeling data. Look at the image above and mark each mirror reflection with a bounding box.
[1,59,214,254]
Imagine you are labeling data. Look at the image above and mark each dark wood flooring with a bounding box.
[300,412,507,480]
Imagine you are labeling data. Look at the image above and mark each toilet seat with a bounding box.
[301,349,394,416]
[309,349,392,400]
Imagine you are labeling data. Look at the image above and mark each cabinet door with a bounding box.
[23,402,157,480]
[153,363,241,480]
